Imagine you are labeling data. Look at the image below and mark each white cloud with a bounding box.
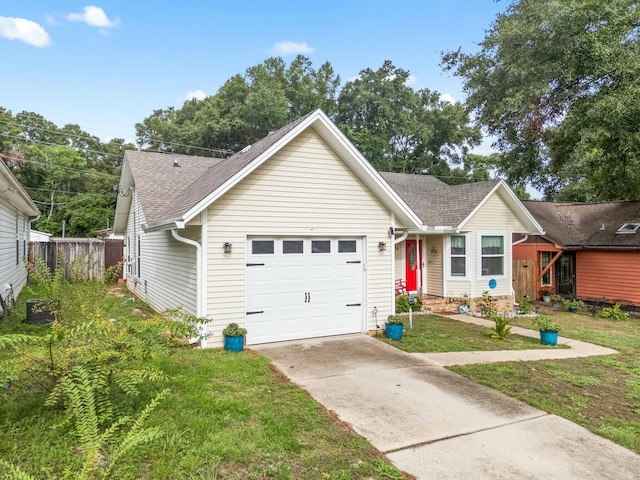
[405,74,418,86]
[0,16,51,47]
[439,93,457,104]
[186,90,206,101]
[269,41,314,56]
[67,6,119,28]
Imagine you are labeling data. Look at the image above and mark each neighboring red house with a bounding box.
[514,200,640,306]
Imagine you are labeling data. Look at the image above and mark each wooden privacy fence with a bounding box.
[28,238,123,282]
[513,259,536,300]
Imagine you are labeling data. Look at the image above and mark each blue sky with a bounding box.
[0,1,506,146]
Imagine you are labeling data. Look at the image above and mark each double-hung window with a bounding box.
[481,235,504,276]
[450,235,466,276]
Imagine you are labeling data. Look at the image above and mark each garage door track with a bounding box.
[253,334,640,480]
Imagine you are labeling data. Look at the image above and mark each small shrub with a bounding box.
[517,295,533,314]
[386,315,404,325]
[481,291,497,316]
[222,322,247,337]
[395,294,421,313]
[601,303,630,321]
[532,314,561,332]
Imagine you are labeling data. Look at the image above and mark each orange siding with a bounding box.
[576,251,640,305]
[512,240,563,298]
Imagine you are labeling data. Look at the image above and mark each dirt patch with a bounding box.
[106,285,126,298]
[132,308,150,317]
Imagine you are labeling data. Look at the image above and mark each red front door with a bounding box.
[405,240,422,292]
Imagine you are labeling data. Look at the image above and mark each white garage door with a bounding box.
[245,237,364,345]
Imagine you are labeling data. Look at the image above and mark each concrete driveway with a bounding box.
[253,334,640,480]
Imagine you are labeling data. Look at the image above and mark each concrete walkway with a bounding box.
[419,314,618,366]
[253,328,638,480]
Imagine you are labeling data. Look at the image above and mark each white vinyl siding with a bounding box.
[0,197,29,298]
[125,190,198,315]
[462,193,524,297]
[205,127,393,344]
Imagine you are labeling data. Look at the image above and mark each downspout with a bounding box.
[171,228,206,348]
[510,235,528,298]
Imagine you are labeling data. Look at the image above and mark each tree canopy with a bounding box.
[442,0,640,201]
[0,109,134,236]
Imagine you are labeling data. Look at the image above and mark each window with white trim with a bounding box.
[481,235,504,276]
[450,235,466,276]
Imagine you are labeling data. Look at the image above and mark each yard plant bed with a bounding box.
[378,314,566,353]
[0,283,409,480]
[452,308,640,454]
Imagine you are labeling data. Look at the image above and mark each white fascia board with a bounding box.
[457,180,545,235]
[143,219,185,233]
[180,110,325,225]
[312,115,423,230]
[0,161,39,216]
[113,157,134,234]
[180,109,423,230]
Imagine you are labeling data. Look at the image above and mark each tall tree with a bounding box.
[135,56,340,155]
[336,61,481,178]
[442,0,640,200]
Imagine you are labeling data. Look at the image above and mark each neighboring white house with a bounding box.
[0,159,39,303]
[30,229,52,242]
[114,110,542,348]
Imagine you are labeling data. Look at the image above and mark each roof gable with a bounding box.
[380,173,542,233]
[144,109,422,231]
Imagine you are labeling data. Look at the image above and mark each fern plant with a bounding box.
[601,303,630,321]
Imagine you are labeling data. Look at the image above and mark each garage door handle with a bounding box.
[346,303,361,307]
[246,310,264,315]
[246,263,265,267]
[346,261,361,264]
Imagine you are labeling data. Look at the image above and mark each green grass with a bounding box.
[0,283,409,479]
[377,314,566,352]
[449,306,640,453]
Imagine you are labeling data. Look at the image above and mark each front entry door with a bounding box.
[405,240,422,292]
[557,253,576,298]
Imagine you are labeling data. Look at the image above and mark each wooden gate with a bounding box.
[104,239,124,277]
[513,259,535,300]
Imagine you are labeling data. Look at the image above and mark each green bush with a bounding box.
[601,303,630,321]
[395,294,422,313]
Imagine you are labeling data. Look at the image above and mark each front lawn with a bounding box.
[377,314,565,352]
[451,306,640,453]
[0,283,409,480]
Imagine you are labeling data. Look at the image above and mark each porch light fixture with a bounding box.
[430,245,438,254]
[223,242,232,254]
[378,241,387,252]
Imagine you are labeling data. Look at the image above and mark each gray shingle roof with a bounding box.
[523,200,640,248]
[380,172,500,227]
[153,111,315,225]
[125,151,223,226]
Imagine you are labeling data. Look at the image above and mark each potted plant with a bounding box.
[385,315,404,340]
[540,288,552,303]
[563,298,584,313]
[532,314,561,346]
[550,294,564,310]
[223,323,247,352]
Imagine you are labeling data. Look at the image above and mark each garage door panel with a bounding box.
[246,237,364,345]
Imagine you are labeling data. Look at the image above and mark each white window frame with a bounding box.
[479,233,506,278]
[448,234,468,278]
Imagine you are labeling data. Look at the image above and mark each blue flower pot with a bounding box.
[385,323,404,341]
[224,335,245,352]
[539,330,558,346]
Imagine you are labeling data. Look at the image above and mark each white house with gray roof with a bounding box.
[1,159,39,306]
[114,110,542,347]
